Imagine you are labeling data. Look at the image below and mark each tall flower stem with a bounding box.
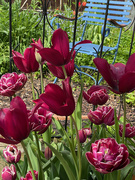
[30,73,35,100]
[39,64,44,94]
[21,141,36,180]
[34,131,45,180]
[71,115,82,180]
[122,93,126,143]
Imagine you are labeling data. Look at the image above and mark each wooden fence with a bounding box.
[20,0,82,10]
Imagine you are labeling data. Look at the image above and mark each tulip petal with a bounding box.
[24,47,39,72]
[93,58,117,90]
[126,53,135,72]
[52,28,69,60]
[10,96,27,115]
[47,63,65,79]
[5,109,30,142]
[119,72,135,93]
[39,48,65,66]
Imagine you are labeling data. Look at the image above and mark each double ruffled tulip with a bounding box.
[78,128,92,143]
[20,170,38,180]
[93,53,135,94]
[0,72,27,97]
[28,106,52,134]
[88,106,114,126]
[86,138,129,174]
[0,96,30,144]
[12,47,39,73]
[83,85,109,105]
[3,145,21,163]
[2,164,17,180]
[34,77,75,116]
[38,28,91,66]
[119,123,135,138]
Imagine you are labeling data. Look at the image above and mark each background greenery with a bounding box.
[0,0,134,78]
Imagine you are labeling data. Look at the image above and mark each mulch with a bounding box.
[0,73,135,124]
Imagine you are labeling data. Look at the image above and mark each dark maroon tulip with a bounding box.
[3,145,21,163]
[34,77,75,116]
[119,123,135,138]
[38,28,92,66]
[0,96,30,144]
[44,146,52,160]
[78,128,92,143]
[0,72,27,97]
[31,38,43,50]
[2,164,17,180]
[93,53,135,94]
[12,47,39,73]
[83,85,109,105]
[88,106,115,126]
[20,170,38,180]
[28,106,52,134]
[47,57,74,79]
[86,138,130,174]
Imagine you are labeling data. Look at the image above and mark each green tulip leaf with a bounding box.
[121,161,135,180]
[44,141,76,180]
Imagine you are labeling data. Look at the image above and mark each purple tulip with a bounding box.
[0,72,27,97]
[86,138,130,174]
[38,28,92,66]
[119,123,135,138]
[88,106,115,126]
[34,77,75,116]
[28,106,52,134]
[3,145,21,163]
[93,53,135,94]
[44,146,52,160]
[2,164,17,180]
[12,47,39,73]
[78,128,92,143]
[0,96,30,144]
[47,56,74,79]
[83,85,109,105]
[20,170,38,180]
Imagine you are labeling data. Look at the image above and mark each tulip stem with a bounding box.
[30,73,36,100]
[21,141,36,180]
[39,64,44,94]
[122,93,126,143]
[34,131,45,180]
[62,65,67,79]
[71,115,82,180]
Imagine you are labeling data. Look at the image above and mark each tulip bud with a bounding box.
[119,123,135,138]
[44,146,52,160]
[83,85,109,105]
[3,145,21,164]
[78,128,92,143]
[2,165,17,180]
[35,50,42,64]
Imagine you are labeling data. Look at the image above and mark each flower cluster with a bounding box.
[0,28,135,180]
